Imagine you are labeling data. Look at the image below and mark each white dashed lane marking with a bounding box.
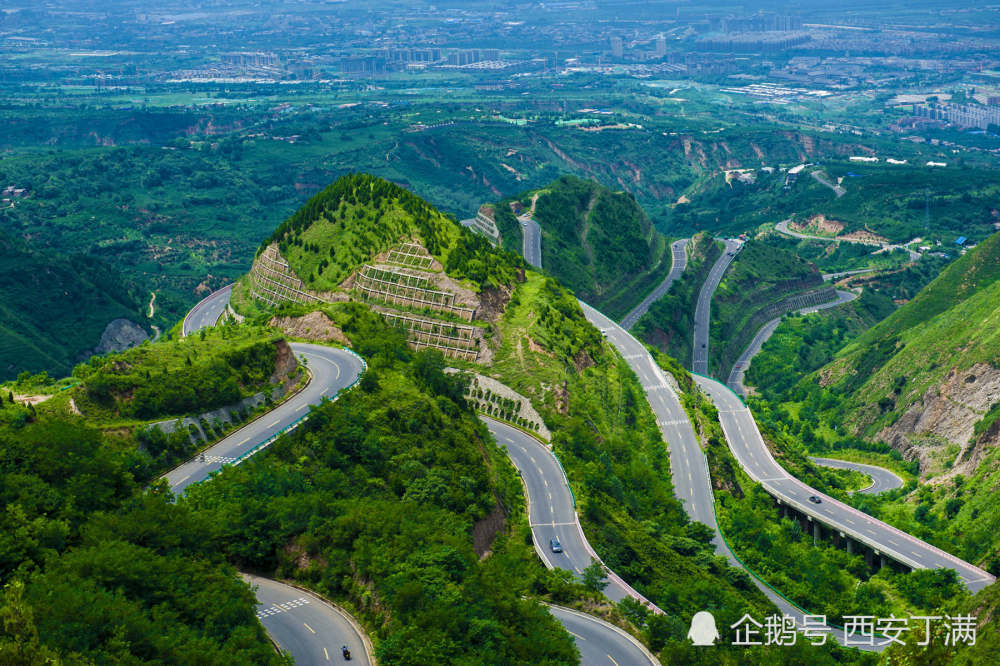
[255,597,311,619]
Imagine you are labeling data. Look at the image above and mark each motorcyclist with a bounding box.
[341,645,351,660]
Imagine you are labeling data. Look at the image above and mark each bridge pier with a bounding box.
[813,521,821,546]
[846,538,854,555]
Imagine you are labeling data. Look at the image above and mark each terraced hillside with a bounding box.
[231,173,525,362]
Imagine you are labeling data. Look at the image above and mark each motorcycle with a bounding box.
[341,645,351,660]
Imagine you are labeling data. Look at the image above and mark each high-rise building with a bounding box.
[654,36,666,58]
[610,36,623,59]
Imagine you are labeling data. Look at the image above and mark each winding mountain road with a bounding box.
[620,239,689,331]
[182,284,234,336]
[775,219,920,262]
[809,457,905,495]
[174,290,372,666]
[692,239,741,376]
[692,242,992,592]
[580,302,878,650]
[163,342,364,496]
[181,287,658,665]
[244,575,372,666]
[696,376,994,592]
[488,417,662,665]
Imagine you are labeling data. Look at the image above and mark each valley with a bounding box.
[2,3,1000,662]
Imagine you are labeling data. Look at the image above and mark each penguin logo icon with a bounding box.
[687,611,720,646]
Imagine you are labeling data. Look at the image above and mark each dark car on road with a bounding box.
[809,495,822,504]
[550,537,563,553]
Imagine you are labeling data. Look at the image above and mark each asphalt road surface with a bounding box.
[548,605,659,666]
[620,239,689,330]
[162,342,364,496]
[244,575,371,666]
[579,301,881,650]
[485,418,661,614]
[175,293,372,666]
[726,289,858,395]
[181,284,233,336]
[692,239,741,376]
[696,375,995,593]
[809,457,905,495]
[520,215,543,269]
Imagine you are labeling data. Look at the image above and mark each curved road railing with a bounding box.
[726,288,858,395]
[809,457,905,496]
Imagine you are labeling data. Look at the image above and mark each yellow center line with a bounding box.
[238,437,250,445]
[268,420,280,428]
[567,630,585,640]
[324,647,330,661]
[607,655,619,666]
[304,622,316,634]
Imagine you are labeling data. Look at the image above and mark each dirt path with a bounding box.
[147,291,157,318]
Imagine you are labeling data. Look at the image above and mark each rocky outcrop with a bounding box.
[92,318,149,356]
[271,339,299,385]
[878,363,1000,478]
[269,311,349,345]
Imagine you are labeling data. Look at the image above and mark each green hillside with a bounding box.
[0,326,300,663]
[262,173,463,290]
[496,175,673,318]
[709,240,825,377]
[0,233,144,380]
[824,231,1000,434]
[228,176,881,663]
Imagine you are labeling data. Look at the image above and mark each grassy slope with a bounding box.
[500,175,672,318]
[247,173,524,303]
[824,231,1000,437]
[0,233,143,380]
[709,240,823,376]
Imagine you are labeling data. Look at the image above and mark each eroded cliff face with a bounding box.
[878,363,1000,479]
[269,311,350,345]
[270,339,299,385]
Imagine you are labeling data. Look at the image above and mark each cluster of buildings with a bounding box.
[341,48,502,75]
[914,100,1000,130]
